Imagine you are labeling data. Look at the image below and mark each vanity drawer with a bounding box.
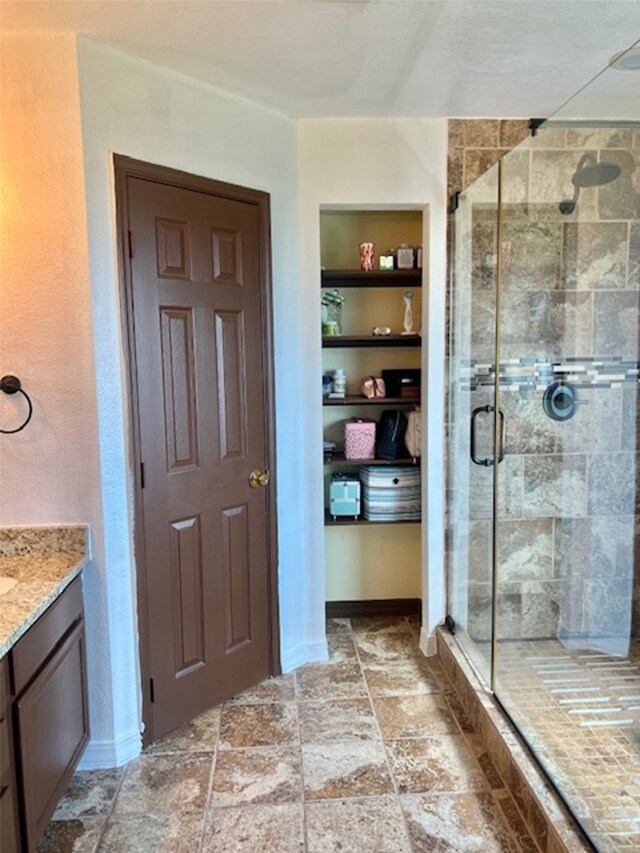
[12,576,83,695]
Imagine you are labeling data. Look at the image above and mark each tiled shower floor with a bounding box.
[493,638,640,852]
[37,617,538,852]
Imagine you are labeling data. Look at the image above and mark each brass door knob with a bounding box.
[249,470,270,488]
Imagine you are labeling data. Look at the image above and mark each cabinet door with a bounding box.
[1,657,21,853]
[0,783,21,853]
[15,620,89,852]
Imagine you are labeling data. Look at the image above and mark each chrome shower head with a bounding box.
[571,154,621,188]
[559,152,621,214]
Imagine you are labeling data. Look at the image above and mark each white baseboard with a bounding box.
[419,626,438,657]
[78,729,142,770]
[280,638,329,673]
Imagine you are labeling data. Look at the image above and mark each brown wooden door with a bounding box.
[124,168,276,740]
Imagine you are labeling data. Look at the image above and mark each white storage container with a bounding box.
[360,466,421,522]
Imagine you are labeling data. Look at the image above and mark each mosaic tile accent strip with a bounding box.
[453,356,640,391]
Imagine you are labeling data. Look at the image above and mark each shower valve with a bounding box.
[542,381,586,422]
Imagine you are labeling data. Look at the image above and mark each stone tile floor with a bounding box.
[39,617,538,852]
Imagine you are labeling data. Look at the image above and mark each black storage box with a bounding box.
[381,369,421,399]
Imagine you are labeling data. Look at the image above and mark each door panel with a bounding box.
[215,310,247,459]
[156,218,191,279]
[160,307,199,471]
[126,174,273,739]
[222,504,251,650]
[169,515,205,674]
[211,227,243,282]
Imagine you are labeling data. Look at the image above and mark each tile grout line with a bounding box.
[196,711,222,853]
[294,660,310,853]
[396,614,435,852]
[354,616,419,853]
[323,621,407,815]
[91,760,130,851]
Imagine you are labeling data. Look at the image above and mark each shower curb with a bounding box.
[436,629,592,853]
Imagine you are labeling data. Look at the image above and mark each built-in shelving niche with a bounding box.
[321,208,423,608]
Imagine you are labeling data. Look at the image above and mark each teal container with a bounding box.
[329,474,361,520]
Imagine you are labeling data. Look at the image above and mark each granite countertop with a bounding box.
[0,525,90,658]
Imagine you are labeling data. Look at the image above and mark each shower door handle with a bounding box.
[497,408,505,463]
[470,405,492,466]
[470,405,505,466]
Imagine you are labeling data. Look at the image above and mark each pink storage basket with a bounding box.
[344,419,376,460]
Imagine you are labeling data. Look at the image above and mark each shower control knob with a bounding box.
[542,381,585,422]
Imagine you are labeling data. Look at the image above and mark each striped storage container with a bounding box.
[360,466,421,522]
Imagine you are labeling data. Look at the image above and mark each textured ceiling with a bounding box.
[1,0,639,118]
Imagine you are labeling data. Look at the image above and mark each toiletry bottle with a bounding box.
[333,368,346,398]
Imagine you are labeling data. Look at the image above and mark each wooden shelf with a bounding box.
[325,512,420,526]
[322,269,422,288]
[323,396,419,407]
[322,334,421,348]
[324,454,420,467]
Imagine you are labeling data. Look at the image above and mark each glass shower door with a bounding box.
[447,163,500,684]
[493,119,640,850]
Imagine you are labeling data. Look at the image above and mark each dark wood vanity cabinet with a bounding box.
[2,576,89,852]
[1,657,20,853]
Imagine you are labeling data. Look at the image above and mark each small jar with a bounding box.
[321,289,343,335]
[333,368,346,397]
[396,244,415,269]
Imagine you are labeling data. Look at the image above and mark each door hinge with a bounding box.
[149,677,155,703]
[528,117,546,137]
[128,230,136,259]
[444,615,456,635]
[140,462,145,489]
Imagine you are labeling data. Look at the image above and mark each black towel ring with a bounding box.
[0,375,33,434]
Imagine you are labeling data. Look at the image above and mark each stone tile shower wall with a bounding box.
[447,119,640,647]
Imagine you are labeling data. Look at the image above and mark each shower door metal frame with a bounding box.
[446,160,502,684]
[489,159,504,692]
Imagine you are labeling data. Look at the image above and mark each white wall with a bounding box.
[0,33,117,757]
[297,119,448,652]
[76,39,319,765]
[0,33,98,527]
[1,37,448,771]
